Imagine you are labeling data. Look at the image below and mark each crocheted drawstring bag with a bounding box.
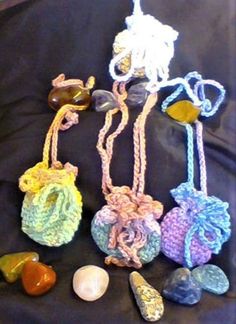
[19,75,94,246]
[91,0,178,268]
[160,72,231,268]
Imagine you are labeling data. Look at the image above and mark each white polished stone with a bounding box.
[73,265,109,302]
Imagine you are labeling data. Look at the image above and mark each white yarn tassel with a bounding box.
[109,0,179,92]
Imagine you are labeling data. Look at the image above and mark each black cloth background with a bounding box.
[0,0,235,323]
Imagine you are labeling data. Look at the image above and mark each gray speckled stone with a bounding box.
[92,90,118,112]
[162,268,202,305]
[192,264,229,295]
[126,82,148,106]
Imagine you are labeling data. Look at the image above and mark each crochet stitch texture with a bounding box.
[161,179,231,268]
[19,162,82,246]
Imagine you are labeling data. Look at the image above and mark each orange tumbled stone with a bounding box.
[21,261,56,296]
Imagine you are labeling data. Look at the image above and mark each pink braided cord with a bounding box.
[195,120,207,194]
[95,83,162,268]
[95,186,163,268]
[133,93,158,194]
[96,82,128,194]
[52,73,84,88]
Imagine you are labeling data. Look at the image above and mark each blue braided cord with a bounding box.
[184,223,199,268]
[161,87,195,184]
[170,182,231,268]
[185,124,194,186]
[160,77,201,110]
[196,82,206,101]
[160,71,226,118]
[185,71,203,83]
[161,84,184,112]
[185,71,226,117]
[160,72,203,109]
[194,79,226,117]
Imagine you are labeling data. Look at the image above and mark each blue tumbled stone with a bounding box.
[162,268,202,305]
[92,90,118,112]
[192,264,229,295]
[126,82,148,106]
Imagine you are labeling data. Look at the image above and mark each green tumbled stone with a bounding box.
[0,252,39,283]
[192,264,229,295]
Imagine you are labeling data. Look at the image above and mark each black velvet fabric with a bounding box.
[0,0,235,322]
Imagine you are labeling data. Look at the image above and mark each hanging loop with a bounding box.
[109,0,178,90]
[133,0,143,15]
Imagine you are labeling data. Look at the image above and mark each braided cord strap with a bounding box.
[185,124,194,186]
[92,0,180,268]
[92,83,163,269]
[132,93,158,194]
[19,103,86,247]
[96,82,129,195]
[160,72,231,267]
[195,120,207,195]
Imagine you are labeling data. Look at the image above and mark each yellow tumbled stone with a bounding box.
[166,100,201,123]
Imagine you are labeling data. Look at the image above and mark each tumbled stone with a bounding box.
[0,252,39,283]
[113,30,146,78]
[166,100,201,123]
[162,268,202,305]
[92,90,118,112]
[126,82,148,106]
[73,265,109,301]
[130,271,164,322]
[192,264,229,295]
[48,85,91,111]
[21,261,56,296]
